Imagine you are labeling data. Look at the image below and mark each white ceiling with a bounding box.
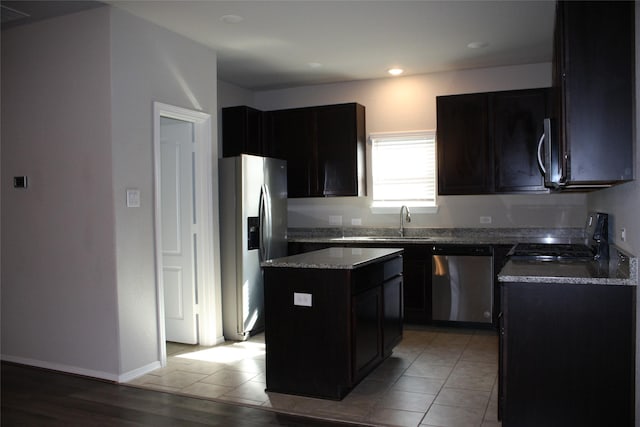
[106,0,556,90]
[4,0,557,91]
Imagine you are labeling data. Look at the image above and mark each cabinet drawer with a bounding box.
[353,255,402,294]
[383,256,403,279]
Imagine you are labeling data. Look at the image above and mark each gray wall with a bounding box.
[245,63,587,230]
[110,7,220,376]
[1,7,119,377]
[1,6,221,380]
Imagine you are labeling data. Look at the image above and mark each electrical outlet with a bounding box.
[480,216,492,224]
[621,227,626,242]
[293,292,312,307]
[329,215,342,226]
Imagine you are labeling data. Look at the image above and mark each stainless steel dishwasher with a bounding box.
[431,245,493,324]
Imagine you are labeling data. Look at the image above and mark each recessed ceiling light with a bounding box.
[388,68,404,76]
[220,14,243,24]
[467,41,489,49]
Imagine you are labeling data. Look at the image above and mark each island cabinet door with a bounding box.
[352,285,382,383]
[263,268,352,400]
[382,275,403,357]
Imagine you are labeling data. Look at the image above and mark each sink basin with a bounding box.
[330,236,432,242]
[330,236,387,241]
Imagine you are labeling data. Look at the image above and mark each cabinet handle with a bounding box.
[537,133,546,174]
[542,118,560,187]
[542,118,567,187]
[543,118,552,182]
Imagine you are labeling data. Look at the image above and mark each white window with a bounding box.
[370,130,437,211]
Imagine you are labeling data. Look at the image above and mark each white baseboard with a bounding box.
[2,354,162,384]
[118,360,162,383]
[1,354,120,382]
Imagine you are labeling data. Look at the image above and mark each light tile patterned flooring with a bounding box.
[127,326,501,427]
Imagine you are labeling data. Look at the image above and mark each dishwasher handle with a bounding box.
[431,245,492,256]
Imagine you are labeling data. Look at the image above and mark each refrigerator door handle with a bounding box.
[259,185,268,261]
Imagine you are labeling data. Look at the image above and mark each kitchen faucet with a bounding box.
[399,205,411,237]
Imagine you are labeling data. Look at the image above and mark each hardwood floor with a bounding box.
[1,362,365,426]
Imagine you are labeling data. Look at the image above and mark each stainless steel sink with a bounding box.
[330,236,432,242]
[330,236,387,241]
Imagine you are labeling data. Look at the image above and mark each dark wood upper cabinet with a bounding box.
[221,106,266,158]
[437,93,492,195]
[437,89,550,195]
[267,103,366,198]
[493,89,550,193]
[314,104,366,197]
[223,103,366,198]
[547,1,634,188]
[267,107,315,197]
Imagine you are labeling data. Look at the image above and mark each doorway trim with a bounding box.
[153,102,219,366]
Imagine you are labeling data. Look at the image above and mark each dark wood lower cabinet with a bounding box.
[402,245,432,324]
[263,255,403,400]
[492,245,511,326]
[382,276,403,356]
[500,282,635,427]
[352,285,382,383]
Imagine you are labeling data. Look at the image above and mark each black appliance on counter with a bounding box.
[508,212,609,261]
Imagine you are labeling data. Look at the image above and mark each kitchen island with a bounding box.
[261,247,403,400]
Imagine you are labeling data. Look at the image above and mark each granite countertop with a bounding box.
[287,227,585,246]
[498,247,638,286]
[261,247,403,270]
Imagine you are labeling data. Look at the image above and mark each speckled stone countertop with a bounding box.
[261,247,403,270]
[288,227,637,286]
[499,246,638,286]
[288,227,585,246]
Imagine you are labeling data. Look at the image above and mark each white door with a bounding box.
[160,116,198,344]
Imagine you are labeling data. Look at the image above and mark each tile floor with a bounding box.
[127,326,501,427]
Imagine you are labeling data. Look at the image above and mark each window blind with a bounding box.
[371,131,436,205]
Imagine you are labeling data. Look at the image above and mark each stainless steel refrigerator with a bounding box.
[219,154,288,341]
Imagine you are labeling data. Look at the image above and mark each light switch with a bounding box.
[13,176,28,189]
[293,292,312,307]
[126,188,140,208]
